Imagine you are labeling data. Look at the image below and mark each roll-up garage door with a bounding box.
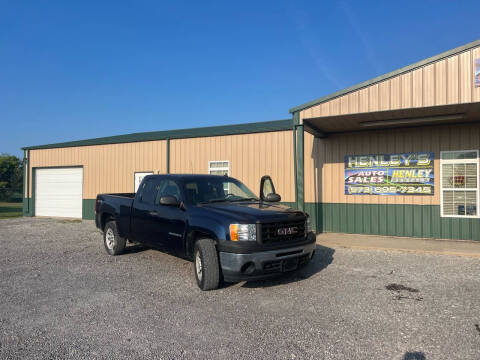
[35,168,83,218]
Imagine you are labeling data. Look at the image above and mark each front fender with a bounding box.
[184,216,228,258]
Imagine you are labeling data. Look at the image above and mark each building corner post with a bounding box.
[293,112,305,212]
[166,138,170,174]
[22,150,26,216]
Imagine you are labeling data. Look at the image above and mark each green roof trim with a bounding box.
[289,39,480,114]
[22,119,293,150]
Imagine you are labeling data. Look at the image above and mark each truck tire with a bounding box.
[193,239,220,291]
[103,221,126,256]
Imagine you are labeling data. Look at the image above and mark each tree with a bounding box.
[0,154,23,201]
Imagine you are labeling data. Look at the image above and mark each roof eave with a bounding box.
[289,39,480,114]
[22,119,293,151]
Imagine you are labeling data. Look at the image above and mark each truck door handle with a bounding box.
[149,211,158,217]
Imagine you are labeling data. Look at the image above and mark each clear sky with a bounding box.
[1,0,479,157]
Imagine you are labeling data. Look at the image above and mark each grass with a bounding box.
[0,202,23,219]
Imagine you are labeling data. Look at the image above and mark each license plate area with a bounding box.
[282,257,299,272]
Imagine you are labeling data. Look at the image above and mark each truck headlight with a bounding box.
[306,217,312,233]
[229,224,256,241]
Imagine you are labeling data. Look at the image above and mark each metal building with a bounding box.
[22,40,480,241]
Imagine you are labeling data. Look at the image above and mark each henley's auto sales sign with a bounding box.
[345,152,434,195]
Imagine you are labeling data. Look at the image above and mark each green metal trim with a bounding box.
[295,124,305,212]
[26,150,31,216]
[292,113,298,207]
[318,202,480,241]
[166,138,170,174]
[22,119,293,151]
[30,167,35,217]
[82,199,96,220]
[22,150,26,216]
[289,39,480,113]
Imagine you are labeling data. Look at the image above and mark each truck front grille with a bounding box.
[260,220,306,244]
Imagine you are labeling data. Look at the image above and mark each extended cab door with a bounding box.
[152,179,187,252]
[131,177,162,245]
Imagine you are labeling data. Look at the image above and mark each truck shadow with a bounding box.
[124,243,149,254]
[402,352,426,360]
[238,244,334,289]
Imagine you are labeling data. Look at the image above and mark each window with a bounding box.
[209,161,230,192]
[139,179,157,205]
[440,150,479,218]
[155,180,181,204]
[208,161,229,176]
[183,177,257,205]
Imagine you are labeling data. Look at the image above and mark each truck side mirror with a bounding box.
[159,195,180,207]
[265,193,281,202]
[260,175,280,202]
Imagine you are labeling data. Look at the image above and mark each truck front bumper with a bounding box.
[219,235,316,282]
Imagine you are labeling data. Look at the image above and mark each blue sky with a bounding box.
[1,0,479,157]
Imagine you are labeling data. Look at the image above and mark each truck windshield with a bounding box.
[184,177,258,205]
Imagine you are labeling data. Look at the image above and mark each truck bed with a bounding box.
[95,193,135,235]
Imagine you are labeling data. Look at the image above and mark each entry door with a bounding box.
[35,167,83,218]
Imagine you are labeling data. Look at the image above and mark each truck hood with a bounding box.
[198,201,306,223]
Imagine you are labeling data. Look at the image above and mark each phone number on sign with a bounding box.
[347,186,432,195]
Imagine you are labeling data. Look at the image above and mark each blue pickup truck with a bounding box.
[95,174,316,290]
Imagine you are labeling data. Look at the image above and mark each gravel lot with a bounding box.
[1,218,479,359]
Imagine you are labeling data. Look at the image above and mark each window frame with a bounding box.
[440,150,480,218]
[208,160,230,176]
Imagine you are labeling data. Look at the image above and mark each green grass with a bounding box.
[0,202,22,219]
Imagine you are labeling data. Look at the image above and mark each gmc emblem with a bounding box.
[277,227,298,236]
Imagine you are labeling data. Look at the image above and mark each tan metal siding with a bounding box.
[170,131,294,202]
[305,123,480,205]
[29,141,167,198]
[299,45,480,122]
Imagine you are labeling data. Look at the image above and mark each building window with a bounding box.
[208,161,229,176]
[209,161,230,192]
[440,150,479,218]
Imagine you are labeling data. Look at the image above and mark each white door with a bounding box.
[35,168,83,218]
[134,172,153,192]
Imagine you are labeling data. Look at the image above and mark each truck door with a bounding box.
[152,179,186,252]
[131,177,162,246]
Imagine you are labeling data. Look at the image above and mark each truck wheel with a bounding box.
[103,221,126,256]
[193,239,220,291]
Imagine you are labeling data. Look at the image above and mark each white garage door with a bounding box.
[35,168,83,218]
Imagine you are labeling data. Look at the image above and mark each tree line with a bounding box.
[0,154,23,202]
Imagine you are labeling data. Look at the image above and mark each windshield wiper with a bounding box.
[199,199,229,204]
[229,197,258,202]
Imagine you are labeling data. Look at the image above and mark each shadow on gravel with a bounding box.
[403,352,426,360]
[124,244,149,254]
[239,244,334,288]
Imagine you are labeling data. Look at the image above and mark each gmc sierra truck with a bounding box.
[95,174,316,290]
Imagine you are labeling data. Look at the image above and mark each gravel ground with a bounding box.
[0,218,479,360]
